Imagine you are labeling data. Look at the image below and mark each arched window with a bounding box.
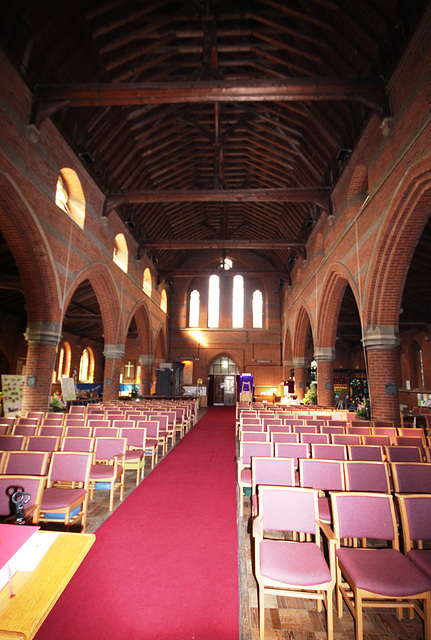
[189,289,200,327]
[208,275,219,328]
[209,356,239,374]
[143,268,152,297]
[79,347,95,383]
[55,168,86,229]
[253,290,263,328]
[113,233,128,273]
[161,289,167,313]
[57,342,71,380]
[232,275,244,327]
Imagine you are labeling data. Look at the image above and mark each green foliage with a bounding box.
[303,384,317,405]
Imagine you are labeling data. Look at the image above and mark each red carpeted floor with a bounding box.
[35,407,239,640]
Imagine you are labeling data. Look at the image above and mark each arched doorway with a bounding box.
[208,356,240,406]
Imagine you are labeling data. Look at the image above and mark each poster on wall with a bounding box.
[1,375,24,416]
[61,377,77,402]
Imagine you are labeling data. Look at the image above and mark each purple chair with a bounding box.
[311,444,347,460]
[0,435,27,451]
[89,437,127,511]
[385,446,422,463]
[253,485,335,640]
[294,424,319,434]
[344,461,391,493]
[251,456,295,516]
[321,425,346,435]
[119,427,147,485]
[240,431,270,443]
[331,491,431,640]
[25,435,60,453]
[300,433,330,445]
[397,493,431,580]
[332,434,361,446]
[0,474,45,523]
[237,441,273,517]
[2,450,49,475]
[299,458,345,523]
[39,451,92,531]
[391,462,431,493]
[274,442,309,471]
[347,445,385,461]
[61,436,95,453]
[362,435,392,447]
[270,432,299,444]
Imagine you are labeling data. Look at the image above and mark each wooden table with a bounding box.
[0,530,95,640]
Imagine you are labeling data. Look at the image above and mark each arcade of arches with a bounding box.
[0,9,431,428]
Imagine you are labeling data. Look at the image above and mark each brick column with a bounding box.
[22,321,61,411]
[103,344,125,402]
[293,357,307,401]
[314,347,336,408]
[139,354,153,396]
[362,326,400,426]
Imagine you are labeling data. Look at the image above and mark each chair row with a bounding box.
[0,425,161,477]
[238,439,431,465]
[239,421,421,438]
[0,445,127,532]
[237,442,431,516]
[252,484,431,640]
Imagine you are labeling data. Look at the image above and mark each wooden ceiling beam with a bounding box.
[105,187,330,212]
[31,77,388,125]
[141,239,306,252]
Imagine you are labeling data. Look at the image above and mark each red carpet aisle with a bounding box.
[35,407,239,640]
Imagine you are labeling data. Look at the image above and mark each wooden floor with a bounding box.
[44,409,427,640]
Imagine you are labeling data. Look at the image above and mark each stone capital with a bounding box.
[313,347,336,363]
[362,325,400,350]
[293,357,307,368]
[103,344,125,359]
[24,321,62,347]
[283,360,294,367]
[139,354,154,366]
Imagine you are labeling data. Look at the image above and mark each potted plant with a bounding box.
[303,384,317,405]
[355,398,370,420]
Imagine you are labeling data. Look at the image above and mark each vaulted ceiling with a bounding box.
[0,1,430,341]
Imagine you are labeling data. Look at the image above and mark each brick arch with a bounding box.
[127,301,152,355]
[0,171,61,322]
[64,264,122,345]
[317,264,361,347]
[364,163,431,326]
[154,326,167,362]
[208,353,241,373]
[293,304,314,359]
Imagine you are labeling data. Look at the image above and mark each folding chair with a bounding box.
[253,486,336,640]
[331,491,431,640]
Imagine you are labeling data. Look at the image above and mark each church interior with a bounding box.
[0,1,431,639]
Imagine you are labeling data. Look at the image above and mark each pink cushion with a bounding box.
[41,487,86,509]
[408,550,431,580]
[260,539,331,586]
[90,464,123,480]
[125,450,144,460]
[337,547,431,596]
[241,469,251,485]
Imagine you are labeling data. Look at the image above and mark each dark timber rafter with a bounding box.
[30,77,389,126]
[104,187,332,214]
